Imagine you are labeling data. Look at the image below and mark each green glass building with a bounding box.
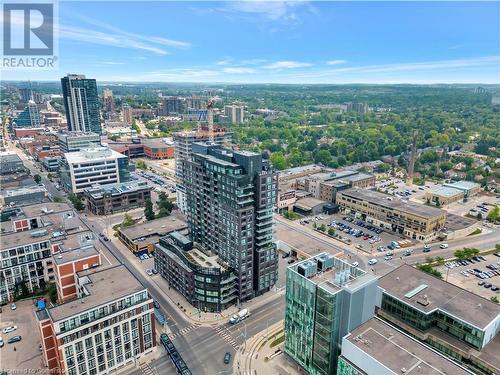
[284,253,378,375]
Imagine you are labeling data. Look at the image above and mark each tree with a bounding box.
[328,228,335,236]
[416,264,442,279]
[68,193,84,211]
[121,213,135,227]
[33,174,42,184]
[156,192,173,218]
[491,296,499,304]
[270,152,288,170]
[319,224,326,232]
[144,199,155,221]
[48,283,58,303]
[487,205,500,223]
[435,256,445,266]
[136,159,147,170]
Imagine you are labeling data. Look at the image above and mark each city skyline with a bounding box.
[2,1,499,84]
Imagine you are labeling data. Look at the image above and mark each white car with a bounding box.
[440,244,449,249]
[10,303,16,310]
[351,262,359,268]
[146,269,153,276]
[2,326,17,334]
[0,337,4,347]
[368,259,378,265]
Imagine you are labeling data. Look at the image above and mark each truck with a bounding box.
[229,308,250,324]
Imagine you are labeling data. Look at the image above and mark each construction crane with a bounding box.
[206,96,218,142]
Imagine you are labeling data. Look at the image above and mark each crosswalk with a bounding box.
[140,363,155,375]
[214,325,239,350]
[168,323,201,339]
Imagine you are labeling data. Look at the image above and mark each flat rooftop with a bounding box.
[379,265,500,329]
[295,197,326,210]
[1,185,47,197]
[48,265,145,322]
[444,181,480,191]
[119,213,187,241]
[344,318,471,375]
[18,202,73,218]
[186,248,227,270]
[339,188,445,219]
[444,213,477,231]
[84,179,151,199]
[64,147,126,164]
[289,253,371,295]
[430,186,464,197]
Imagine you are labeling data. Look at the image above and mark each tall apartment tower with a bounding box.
[173,127,231,213]
[13,100,41,128]
[103,88,115,113]
[224,104,245,124]
[122,104,133,125]
[183,143,278,301]
[61,74,101,134]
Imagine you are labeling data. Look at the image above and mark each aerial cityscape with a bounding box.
[1,1,499,375]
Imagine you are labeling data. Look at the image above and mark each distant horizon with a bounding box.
[4,80,500,87]
[2,1,499,84]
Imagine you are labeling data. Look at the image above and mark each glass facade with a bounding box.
[336,357,364,375]
[381,294,485,350]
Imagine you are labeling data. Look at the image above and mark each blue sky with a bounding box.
[4,1,500,83]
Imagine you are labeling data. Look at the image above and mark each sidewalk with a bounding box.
[234,320,302,375]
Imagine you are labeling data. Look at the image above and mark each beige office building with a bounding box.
[337,189,446,241]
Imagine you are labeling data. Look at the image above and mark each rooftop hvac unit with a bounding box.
[317,254,334,271]
[297,261,318,278]
[31,229,48,237]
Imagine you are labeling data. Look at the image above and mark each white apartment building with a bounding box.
[224,104,245,124]
[61,147,130,194]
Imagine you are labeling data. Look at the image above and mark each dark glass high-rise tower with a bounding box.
[61,74,101,134]
[184,143,278,302]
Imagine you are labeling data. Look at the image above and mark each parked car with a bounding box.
[483,283,492,289]
[7,336,21,344]
[2,326,17,334]
[146,269,153,276]
[368,259,377,265]
[223,352,232,364]
[440,244,449,249]
[10,304,16,310]
[0,337,3,348]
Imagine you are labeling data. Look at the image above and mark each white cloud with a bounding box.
[216,58,233,66]
[263,60,312,70]
[222,67,256,74]
[326,60,347,65]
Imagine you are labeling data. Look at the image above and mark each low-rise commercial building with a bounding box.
[337,189,446,241]
[297,170,375,202]
[377,265,500,374]
[84,180,152,215]
[293,197,328,216]
[60,147,130,194]
[118,214,188,254]
[154,232,238,312]
[425,181,481,206]
[0,152,25,175]
[337,317,472,375]
[57,131,101,152]
[37,265,156,375]
[285,253,378,375]
[142,139,174,159]
[0,185,47,206]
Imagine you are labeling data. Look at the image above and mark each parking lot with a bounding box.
[0,299,43,372]
[299,213,412,256]
[443,193,499,217]
[436,252,500,300]
[375,177,439,203]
